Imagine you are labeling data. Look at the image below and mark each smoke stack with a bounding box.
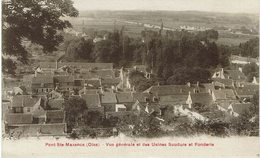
[187,82,191,87]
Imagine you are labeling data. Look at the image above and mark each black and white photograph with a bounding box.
[1,0,260,157]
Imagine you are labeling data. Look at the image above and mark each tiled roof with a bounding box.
[224,70,246,81]
[79,69,115,78]
[79,89,100,95]
[190,93,213,106]
[54,75,74,83]
[159,95,187,105]
[213,89,236,100]
[132,92,155,103]
[102,78,121,85]
[46,110,65,119]
[11,95,42,108]
[32,76,54,84]
[81,94,101,107]
[231,103,253,115]
[212,78,234,87]
[143,85,200,96]
[47,99,64,109]
[116,93,134,103]
[34,62,113,70]
[235,84,259,97]
[5,113,33,124]
[85,79,101,88]
[101,92,117,104]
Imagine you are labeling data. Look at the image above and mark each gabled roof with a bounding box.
[213,89,236,100]
[101,92,117,104]
[190,93,213,106]
[231,103,253,115]
[159,95,187,105]
[143,84,200,96]
[79,69,115,78]
[102,78,121,85]
[11,95,42,108]
[132,92,155,103]
[54,76,74,83]
[116,93,134,103]
[46,110,64,119]
[5,113,33,124]
[47,99,64,110]
[212,78,234,87]
[81,94,101,107]
[235,84,259,97]
[85,79,101,88]
[79,88,100,95]
[32,76,54,84]
[224,70,246,81]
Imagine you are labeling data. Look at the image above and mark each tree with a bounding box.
[242,63,259,82]
[167,67,211,85]
[2,0,78,73]
[65,38,94,61]
[64,97,87,132]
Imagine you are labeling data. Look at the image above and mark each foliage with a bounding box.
[2,58,17,75]
[166,67,211,85]
[239,38,259,58]
[2,0,78,73]
[86,111,103,128]
[64,97,88,132]
[242,63,259,82]
[65,38,94,61]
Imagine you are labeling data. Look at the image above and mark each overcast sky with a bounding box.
[73,0,259,13]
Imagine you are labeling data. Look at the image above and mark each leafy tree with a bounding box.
[2,57,17,75]
[167,67,211,85]
[2,0,78,73]
[239,38,259,58]
[64,97,87,132]
[86,111,103,128]
[242,63,259,81]
[65,38,94,61]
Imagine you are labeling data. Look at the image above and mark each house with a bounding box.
[10,95,45,114]
[219,103,253,117]
[101,78,121,89]
[5,113,33,125]
[234,84,259,100]
[186,92,213,109]
[230,55,259,66]
[212,78,235,89]
[132,92,156,103]
[81,94,101,108]
[100,92,117,112]
[31,76,54,94]
[79,69,115,79]
[54,76,74,91]
[132,100,161,116]
[46,110,65,123]
[115,104,127,112]
[143,83,201,96]
[79,88,100,95]
[211,89,237,102]
[212,68,246,81]
[116,93,135,110]
[159,95,187,106]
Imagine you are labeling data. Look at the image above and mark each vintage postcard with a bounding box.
[1,0,260,157]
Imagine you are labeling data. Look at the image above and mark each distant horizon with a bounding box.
[77,9,259,15]
[73,0,260,14]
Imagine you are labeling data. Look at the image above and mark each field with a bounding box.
[64,10,258,45]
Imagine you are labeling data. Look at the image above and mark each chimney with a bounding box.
[34,70,37,77]
[196,81,199,87]
[238,67,243,73]
[187,82,191,87]
[56,60,58,70]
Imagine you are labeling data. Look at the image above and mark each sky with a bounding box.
[73,0,260,14]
